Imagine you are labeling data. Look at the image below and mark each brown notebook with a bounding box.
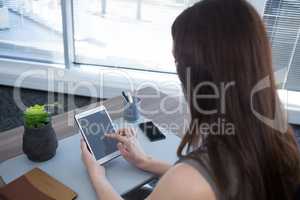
[0,168,77,200]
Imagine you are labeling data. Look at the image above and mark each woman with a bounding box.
[81,0,300,199]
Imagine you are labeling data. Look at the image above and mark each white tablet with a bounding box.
[75,106,120,164]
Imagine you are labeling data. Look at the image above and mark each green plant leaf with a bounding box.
[24,104,50,128]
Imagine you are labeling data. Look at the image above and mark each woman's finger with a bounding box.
[117,142,122,149]
[117,128,133,137]
[117,143,129,157]
[130,128,137,137]
[81,139,89,154]
[117,142,125,152]
[116,128,130,133]
[114,128,126,136]
[126,128,134,137]
[80,139,85,151]
[118,142,129,151]
[105,133,130,145]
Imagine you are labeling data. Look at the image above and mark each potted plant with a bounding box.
[23,104,58,162]
[0,0,10,30]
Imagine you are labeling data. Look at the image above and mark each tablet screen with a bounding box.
[78,110,118,160]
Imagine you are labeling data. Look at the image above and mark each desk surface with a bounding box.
[0,117,180,199]
[0,87,189,162]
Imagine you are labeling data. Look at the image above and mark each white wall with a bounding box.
[248,0,266,15]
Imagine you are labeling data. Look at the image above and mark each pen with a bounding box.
[122,91,129,103]
[127,92,133,104]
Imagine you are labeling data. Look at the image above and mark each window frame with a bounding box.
[61,0,75,69]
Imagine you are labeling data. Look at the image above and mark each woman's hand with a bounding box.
[81,140,123,200]
[80,139,106,182]
[105,128,151,170]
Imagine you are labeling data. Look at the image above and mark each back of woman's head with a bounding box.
[172,0,300,199]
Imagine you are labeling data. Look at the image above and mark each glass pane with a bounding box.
[0,0,64,64]
[73,0,190,73]
[263,0,300,87]
[285,37,300,91]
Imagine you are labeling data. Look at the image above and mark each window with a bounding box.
[0,0,64,63]
[1,0,299,84]
[263,0,300,90]
[73,0,190,73]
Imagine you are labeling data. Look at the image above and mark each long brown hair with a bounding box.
[172,0,300,199]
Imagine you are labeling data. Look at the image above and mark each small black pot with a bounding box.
[23,122,58,162]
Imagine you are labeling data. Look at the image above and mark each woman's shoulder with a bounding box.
[147,162,216,200]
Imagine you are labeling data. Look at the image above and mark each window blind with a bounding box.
[263,0,300,91]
